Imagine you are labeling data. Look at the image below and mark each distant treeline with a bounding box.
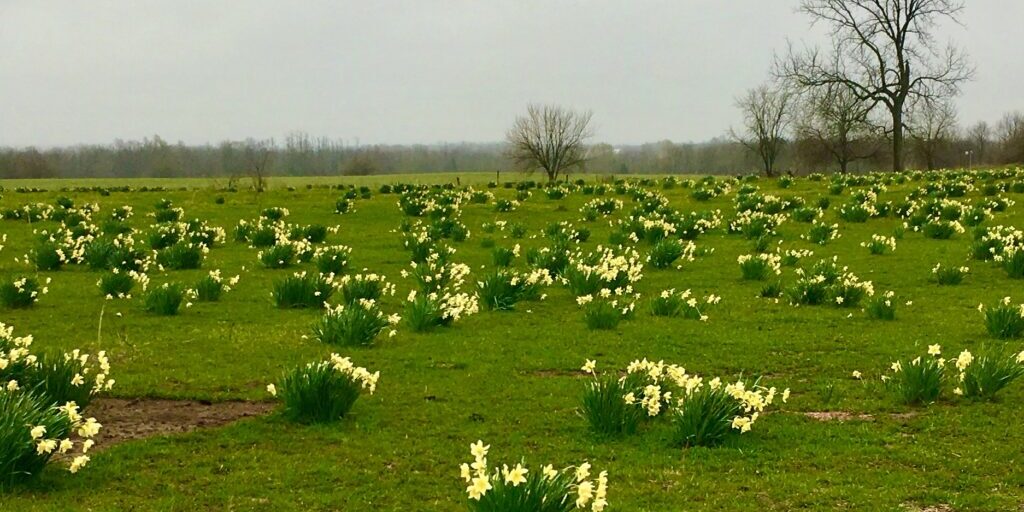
[2,122,1022,180]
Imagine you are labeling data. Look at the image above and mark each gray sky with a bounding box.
[2,1,1021,147]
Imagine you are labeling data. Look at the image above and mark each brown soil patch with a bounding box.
[803,411,919,422]
[87,398,275,449]
[803,411,875,422]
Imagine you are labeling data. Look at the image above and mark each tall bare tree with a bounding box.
[907,97,958,170]
[997,112,1024,164]
[506,104,593,182]
[731,84,792,177]
[778,0,973,172]
[796,83,879,172]
[966,121,991,164]
[242,138,275,192]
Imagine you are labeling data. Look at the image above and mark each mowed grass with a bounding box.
[1,171,1023,511]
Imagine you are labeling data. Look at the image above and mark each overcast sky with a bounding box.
[2,1,1021,148]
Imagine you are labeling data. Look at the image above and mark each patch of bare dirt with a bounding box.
[903,504,954,512]
[803,411,875,422]
[87,398,275,449]
[802,411,919,422]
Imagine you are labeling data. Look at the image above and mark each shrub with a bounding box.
[883,349,945,405]
[932,263,968,285]
[311,301,398,347]
[271,354,378,424]
[155,242,205,270]
[272,272,334,309]
[979,297,1024,339]
[954,348,1024,401]
[1,277,47,309]
[458,441,608,510]
[143,283,189,315]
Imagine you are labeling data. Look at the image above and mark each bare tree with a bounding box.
[242,138,275,192]
[778,0,973,172]
[966,121,991,164]
[795,83,879,172]
[731,84,792,177]
[997,112,1024,164]
[907,97,958,170]
[506,104,593,182]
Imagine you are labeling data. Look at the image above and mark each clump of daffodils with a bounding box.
[403,256,480,333]
[563,246,644,296]
[476,268,552,311]
[1,323,110,485]
[459,441,609,511]
[861,234,896,255]
[337,273,396,305]
[864,290,907,320]
[0,276,50,309]
[932,263,969,285]
[312,245,352,275]
[195,269,240,302]
[650,289,720,321]
[804,221,841,245]
[577,288,640,330]
[581,358,788,447]
[882,346,946,405]
[978,297,1024,339]
[778,248,813,267]
[269,354,378,424]
[312,299,400,346]
[953,348,1024,400]
[737,253,781,281]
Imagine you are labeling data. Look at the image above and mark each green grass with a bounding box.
[1,170,1024,510]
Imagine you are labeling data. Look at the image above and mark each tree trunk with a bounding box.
[892,108,905,172]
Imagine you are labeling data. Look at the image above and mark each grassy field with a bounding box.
[1,170,1023,511]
